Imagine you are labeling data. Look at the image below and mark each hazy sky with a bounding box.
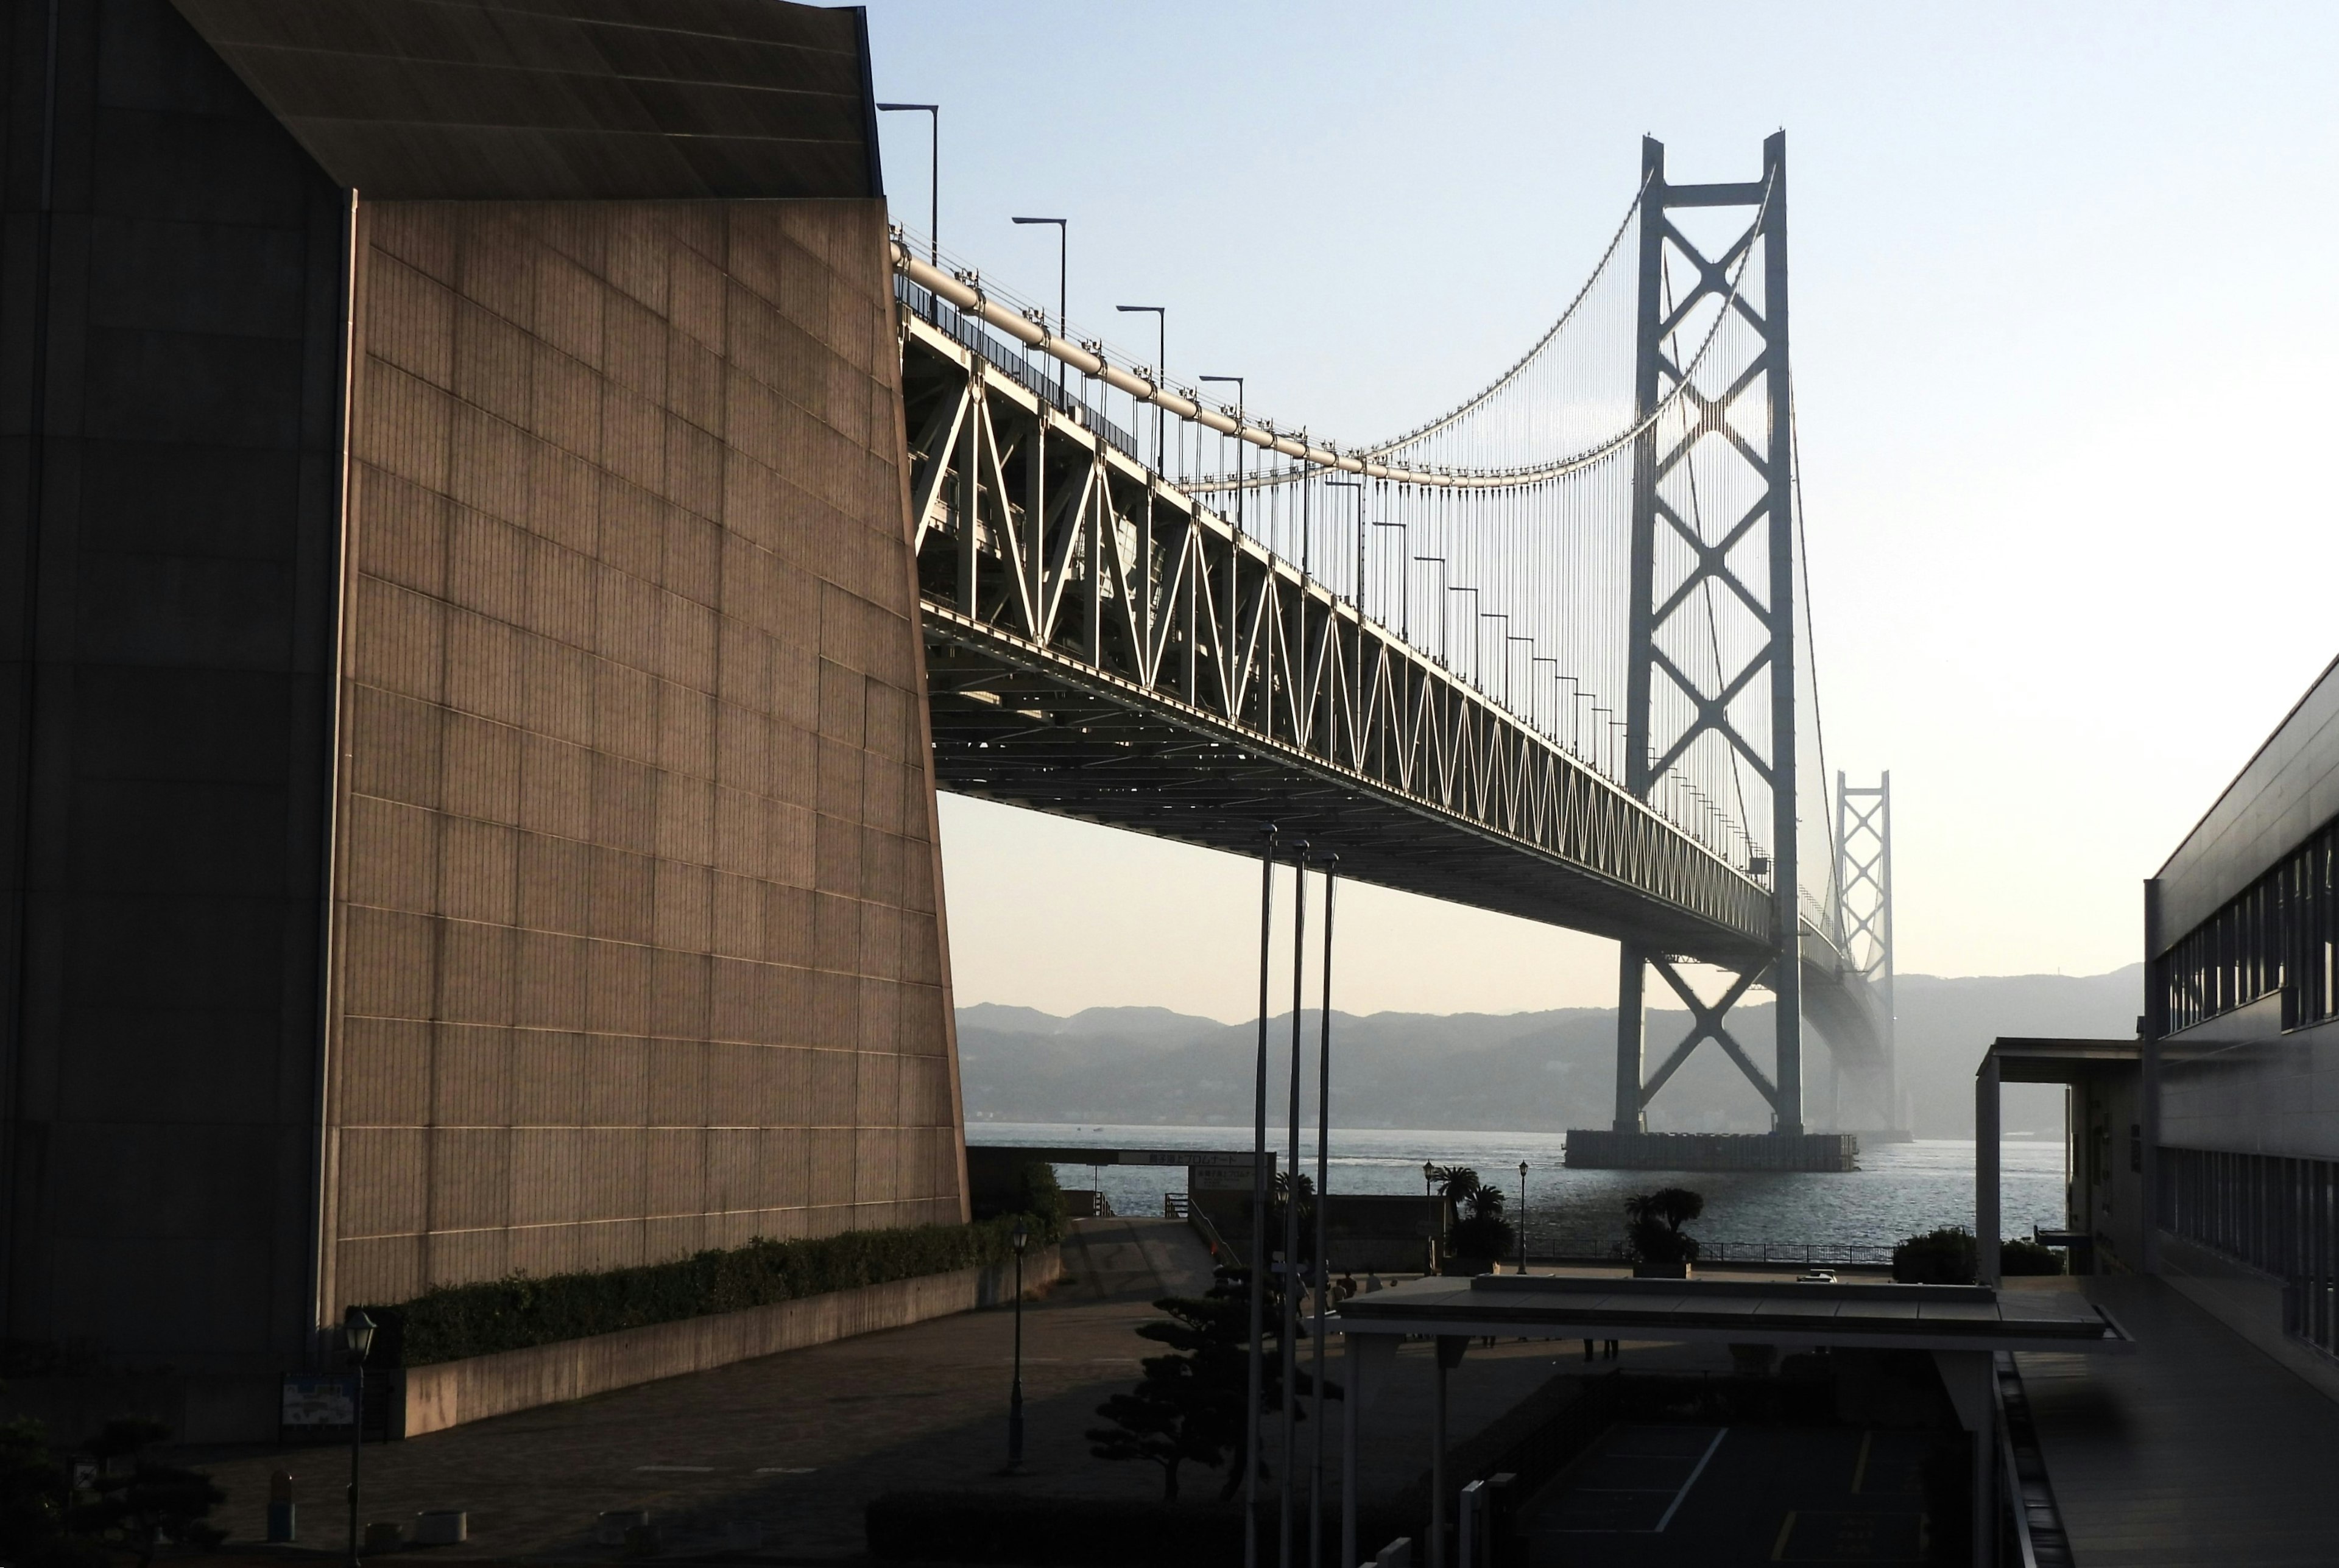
[866,2,2339,1022]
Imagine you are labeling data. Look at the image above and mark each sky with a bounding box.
[866,1,2339,1023]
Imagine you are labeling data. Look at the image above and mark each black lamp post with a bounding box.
[1011,216,1067,401]
[1519,1161,1530,1276]
[874,103,939,263]
[342,1306,375,1568]
[1007,1219,1029,1472]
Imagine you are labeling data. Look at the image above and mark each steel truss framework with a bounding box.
[897,303,1785,963]
[1615,132,1815,1134]
[891,220,1885,1069]
[1836,773,1898,1125]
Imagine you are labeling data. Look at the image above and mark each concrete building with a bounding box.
[2142,653,2339,1399]
[0,0,965,1438]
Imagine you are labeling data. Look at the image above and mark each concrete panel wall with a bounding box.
[0,0,344,1377]
[2156,655,2339,948]
[2162,1008,2339,1163]
[322,197,965,1316]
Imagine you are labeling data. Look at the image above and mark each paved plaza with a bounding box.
[190,1221,1709,1561]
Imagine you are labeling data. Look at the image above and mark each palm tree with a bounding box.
[1624,1187,1704,1264]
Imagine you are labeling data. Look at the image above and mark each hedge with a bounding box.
[362,1208,1060,1368]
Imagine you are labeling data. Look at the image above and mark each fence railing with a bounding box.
[1526,1235,1898,1268]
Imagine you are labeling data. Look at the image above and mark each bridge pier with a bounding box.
[1614,943,1649,1133]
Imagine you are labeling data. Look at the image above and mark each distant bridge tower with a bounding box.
[1836,773,1898,1128]
[1612,132,1807,1137]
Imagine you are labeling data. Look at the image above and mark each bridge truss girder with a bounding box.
[898,306,1784,965]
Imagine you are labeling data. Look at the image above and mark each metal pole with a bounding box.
[347,1367,362,1568]
[875,104,939,263]
[1431,1347,1450,1568]
[1246,824,1278,1568]
[1518,1162,1528,1275]
[1977,1052,2001,1287]
[1340,1333,1359,1568]
[1311,856,1338,1568]
[1008,1245,1026,1469]
[1281,845,1310,1568]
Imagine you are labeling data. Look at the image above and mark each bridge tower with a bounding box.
[1837,773,1899,1128]
[1612,132,1810,1140]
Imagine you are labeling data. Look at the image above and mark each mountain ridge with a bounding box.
[956,966,2141,1137]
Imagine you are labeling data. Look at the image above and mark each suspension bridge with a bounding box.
[892,135,1898,1160]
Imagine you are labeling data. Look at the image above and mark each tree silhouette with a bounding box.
[1624,1187,1704,1265]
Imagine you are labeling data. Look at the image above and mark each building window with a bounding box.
[2159,1145,2339,1359]
[2156,821,2339,1035]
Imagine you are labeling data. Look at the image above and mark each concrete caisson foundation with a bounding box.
[1562,1130,1860,1172]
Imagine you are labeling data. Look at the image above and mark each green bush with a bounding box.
[364,1211,1057,1367]
[2000,1237,2066,1276]
[1891,1226,1977,1284]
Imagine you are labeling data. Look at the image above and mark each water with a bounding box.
[975,1124,2065,1259]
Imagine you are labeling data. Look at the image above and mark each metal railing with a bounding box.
[1526,1235,1898,1268]
[897,275,1143,461]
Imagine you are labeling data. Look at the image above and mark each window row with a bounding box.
[2157,820,2339,1034]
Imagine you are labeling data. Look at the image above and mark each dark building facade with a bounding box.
[0,0,965,1438]
[2146,655,2339,1399]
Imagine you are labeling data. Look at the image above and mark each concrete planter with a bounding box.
[1631,1260,1693,1279]
[393,1245,1060,1438]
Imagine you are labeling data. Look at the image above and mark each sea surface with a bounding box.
[973,1123,2066,1260]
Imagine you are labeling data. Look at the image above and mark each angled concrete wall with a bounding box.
[323,196,966,1318]
[0,0,968,1434]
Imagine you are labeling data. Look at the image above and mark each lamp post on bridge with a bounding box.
[1325,479,1361,607]
[875,104,939,263]
[1200,375,1246,673]
[1114,304,1166,471]
[1368,521,1408,637]
[1412,556,1447,665]
[1445,584,1481,689]
[1198,374,1246,538]
[1010,216,1067,401]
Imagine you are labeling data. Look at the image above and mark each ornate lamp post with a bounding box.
[1519,1161,1531,1275]
[342,1307,376,1568]
[1007,1219,1029,1472]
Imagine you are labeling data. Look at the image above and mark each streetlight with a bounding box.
[1518,1162,1530,1276]
[1200,374,1247,672]
[342,1307,376,1568]
[1011,216,1068,401]
[1007,1218,1029,1473]
[1115,305,1166,471]
[1368,520,1408,636]
[1198,374,1246,538]
[1325,479,1362,606]
[875,104,939,264]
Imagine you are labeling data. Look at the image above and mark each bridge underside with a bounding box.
[925,613,1770,967]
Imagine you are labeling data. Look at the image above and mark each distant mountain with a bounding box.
[956,966,2141,1139]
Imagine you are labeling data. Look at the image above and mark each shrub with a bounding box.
[364,1211,1056,1366]
[1999,1238,2066,1276]
[1892,1226,1977,1284]
[1625,1188,1704,1265]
